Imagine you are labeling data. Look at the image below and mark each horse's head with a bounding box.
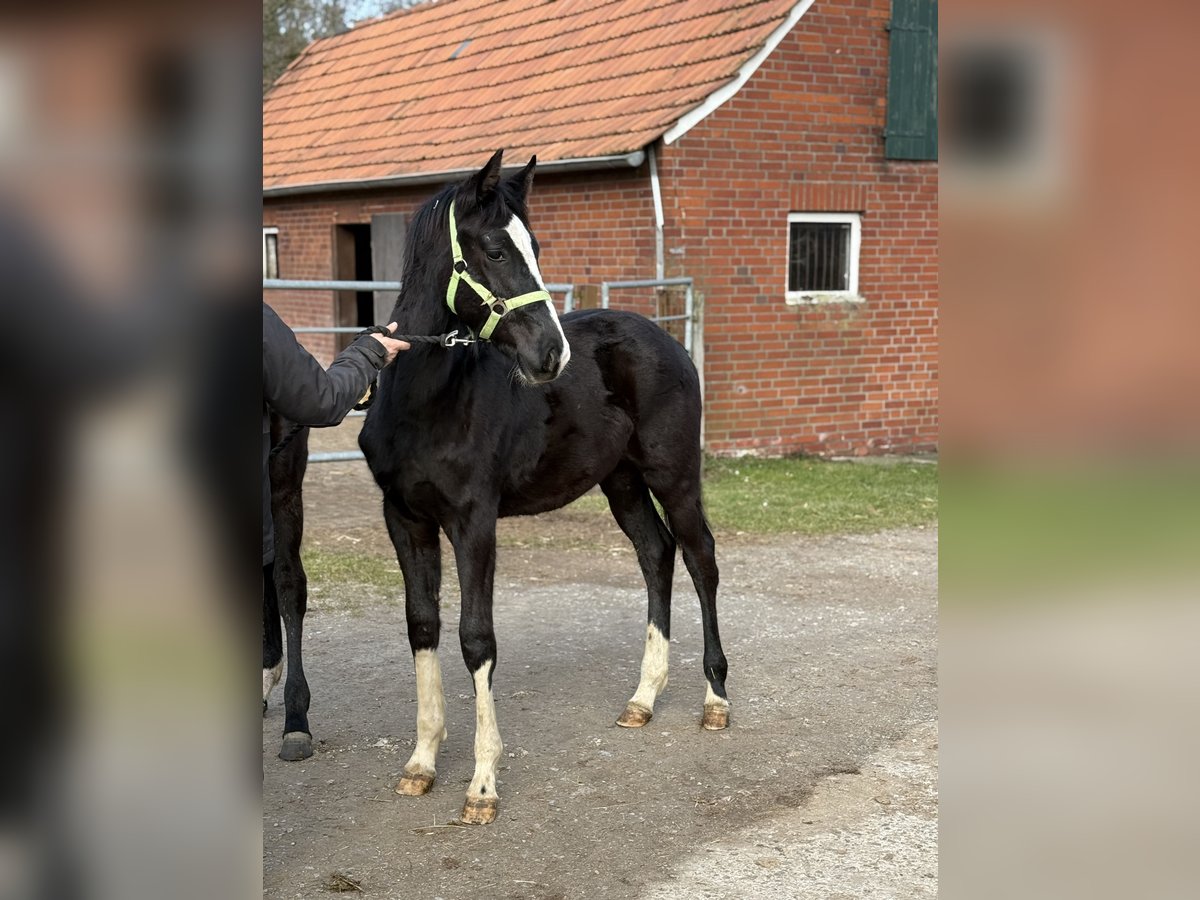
[447,150,570,384]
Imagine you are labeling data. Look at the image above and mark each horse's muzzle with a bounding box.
[518,331,568,384]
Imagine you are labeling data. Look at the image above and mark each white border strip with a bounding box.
[663,0,817,146]
[784,211,862,304]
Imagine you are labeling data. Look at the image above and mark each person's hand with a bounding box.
[369,322,410,365]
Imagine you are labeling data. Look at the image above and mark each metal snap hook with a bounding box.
[441,329,475,347]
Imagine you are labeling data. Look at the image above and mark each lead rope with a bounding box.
[269,323,475,460]
[359,323,477,349]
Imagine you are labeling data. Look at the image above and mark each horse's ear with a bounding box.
[463,149,504,206]
[506,155,537,201]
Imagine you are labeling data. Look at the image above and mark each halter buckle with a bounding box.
[441,329,475,348]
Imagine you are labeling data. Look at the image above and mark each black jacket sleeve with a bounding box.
[262,303,387,427]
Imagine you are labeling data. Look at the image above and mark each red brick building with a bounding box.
[263,0,938,456]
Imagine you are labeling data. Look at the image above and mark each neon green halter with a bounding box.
[446,200,552,341]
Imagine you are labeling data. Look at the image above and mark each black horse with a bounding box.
[358,150,729,825]
[262,415,313,762]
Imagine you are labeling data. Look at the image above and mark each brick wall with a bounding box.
[658,0,938,457]
[261,200,339,362]
[263,0,938,457]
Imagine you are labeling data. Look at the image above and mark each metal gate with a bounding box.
[596,277,695,355]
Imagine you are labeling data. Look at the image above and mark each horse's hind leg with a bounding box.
[273,487,314,759]
[601,464,677,728]
[384,499,446,797]
[646,473,730,730]
[263,567,283,714]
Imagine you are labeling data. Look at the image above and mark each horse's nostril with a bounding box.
[543,347,560,374]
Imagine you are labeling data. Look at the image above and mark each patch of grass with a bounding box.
[564,456,938,536]
[298,547,407,613]
[301,546,402,592]
[564,493,610,515]
[940,464,1200,598]
[701,456,937,535]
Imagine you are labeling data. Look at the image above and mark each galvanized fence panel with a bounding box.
[599,277,694,355]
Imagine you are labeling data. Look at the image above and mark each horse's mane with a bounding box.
[399,184,454,284]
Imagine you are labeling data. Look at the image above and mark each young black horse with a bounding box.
[357,150,729,825]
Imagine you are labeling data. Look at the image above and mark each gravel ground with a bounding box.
[263,451,938,899]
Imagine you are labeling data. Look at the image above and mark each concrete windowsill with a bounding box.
[785,293,866,306]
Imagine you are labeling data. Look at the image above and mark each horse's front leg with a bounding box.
[447,514,503,825]
[384,501,446,796]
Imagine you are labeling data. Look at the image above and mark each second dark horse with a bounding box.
[359,150,729,825]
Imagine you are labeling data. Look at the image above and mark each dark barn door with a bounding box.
[333,223,373,350]
[370,214,407,325]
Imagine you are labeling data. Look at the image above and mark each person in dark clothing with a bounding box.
[261,303,408,565]
[262,302,407,763]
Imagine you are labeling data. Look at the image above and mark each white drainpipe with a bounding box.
[648,142,665,280]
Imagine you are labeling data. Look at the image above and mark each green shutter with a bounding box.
[885,0,938,161]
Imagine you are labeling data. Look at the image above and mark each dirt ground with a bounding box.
[263,439,938,899]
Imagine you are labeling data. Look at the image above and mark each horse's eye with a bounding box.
[486,250,505,262]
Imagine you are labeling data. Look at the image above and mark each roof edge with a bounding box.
[662,0,817,146]
[263,150,647,198]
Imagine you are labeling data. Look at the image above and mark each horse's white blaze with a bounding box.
[504,215,545,290]
[262,661,282,704]
[505,215,570,373]
[542,298,570,372]
[467,660,503,800]
[405,649,446,775]
[628,623,670,711]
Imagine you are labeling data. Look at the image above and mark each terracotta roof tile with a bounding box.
[264,0,802,190]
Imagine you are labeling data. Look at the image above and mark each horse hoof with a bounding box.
[459,796,498,825]
[616,702,653,728]
[702,703,730,731]
[279,731,314,761]
[395,770,435,796]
